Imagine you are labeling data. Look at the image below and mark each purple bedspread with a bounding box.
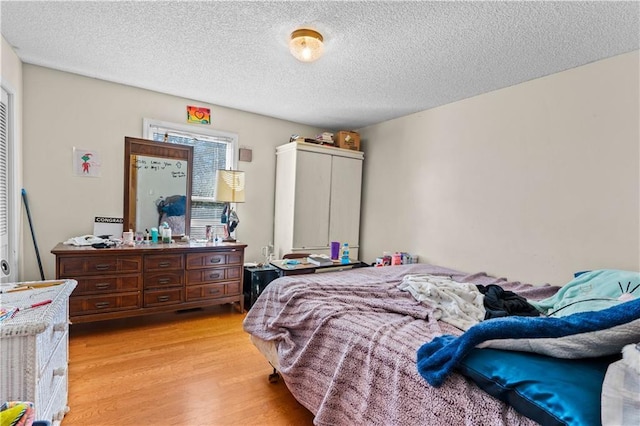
[243,264,559,425]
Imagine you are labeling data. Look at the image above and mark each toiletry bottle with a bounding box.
[341,243,350,264]
[161,222,172,243]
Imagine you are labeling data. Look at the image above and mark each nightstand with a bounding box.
[243,265,280,311]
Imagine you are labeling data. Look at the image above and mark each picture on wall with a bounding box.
[187,105,211,124]
[73,147,101,177]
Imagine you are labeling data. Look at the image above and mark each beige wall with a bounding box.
[21,65,322,281]
[1,36,23,282]
[359,51,640,285]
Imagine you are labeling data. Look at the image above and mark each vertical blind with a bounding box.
[0,89,8,240]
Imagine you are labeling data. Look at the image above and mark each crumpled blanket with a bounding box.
[417,297,640,387]
[398,274,485,330]
[244,264,559,426]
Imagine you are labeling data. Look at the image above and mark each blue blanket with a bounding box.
[417,297,640,387]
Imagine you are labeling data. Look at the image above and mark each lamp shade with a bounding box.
[289,28,324,62]
[214,170,245,203]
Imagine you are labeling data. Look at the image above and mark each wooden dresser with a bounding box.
[0,279,77,425]
[51,242,246,323]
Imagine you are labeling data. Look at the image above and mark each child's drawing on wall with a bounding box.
[73,147,102,177]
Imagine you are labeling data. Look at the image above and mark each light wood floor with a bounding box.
[64,305,315,425]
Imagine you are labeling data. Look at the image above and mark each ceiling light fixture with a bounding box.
[289,28,324,62]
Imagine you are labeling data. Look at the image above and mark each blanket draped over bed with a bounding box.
[243,264,558,425]
[417,297,640,387]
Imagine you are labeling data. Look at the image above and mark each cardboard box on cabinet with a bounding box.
[335,131,360,151]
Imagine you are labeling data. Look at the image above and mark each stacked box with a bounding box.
[335,131,360,151]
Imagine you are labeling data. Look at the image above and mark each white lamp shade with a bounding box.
[214,170,245,203]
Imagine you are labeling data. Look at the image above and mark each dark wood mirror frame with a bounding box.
[123,136,194,237]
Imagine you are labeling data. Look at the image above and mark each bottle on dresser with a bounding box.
[341,243,350,264]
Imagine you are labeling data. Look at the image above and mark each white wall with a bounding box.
[1,36,23,282]
[359,51,639,285]
[21,65,323,281]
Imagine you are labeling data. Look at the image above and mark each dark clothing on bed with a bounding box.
[476,284,540,319]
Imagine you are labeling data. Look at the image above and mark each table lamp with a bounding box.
[214,169,245,242]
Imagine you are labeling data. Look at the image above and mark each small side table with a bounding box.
[269,258,364,276]
[243,265,280,311]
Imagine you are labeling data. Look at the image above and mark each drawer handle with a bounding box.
[95,302,110,309]
[209,288,221,294]
[95,282,111,289]
[209,273,222,279]
[157,295,170,302]
[158,278,171,284]
[158,262,171,268]
[94,264,111,271]
[53,366,67,377]
[53,323,66,332]
[209,258,222,264]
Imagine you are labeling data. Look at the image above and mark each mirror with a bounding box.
[124,137,193,237]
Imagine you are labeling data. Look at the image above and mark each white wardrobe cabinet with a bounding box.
[274,142,364,259]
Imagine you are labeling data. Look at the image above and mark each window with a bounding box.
[143,118,238,239]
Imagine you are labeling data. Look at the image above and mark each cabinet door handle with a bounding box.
[158,262,171,268]
[53,322,67,332]
[158,278,171,284]
[95,282,111,289]
[95,264,111,271]
[209,258,222,264]
[95,302,110,309]
[209,273,222,279]
[157,295,170,302]
[53,366,67,377]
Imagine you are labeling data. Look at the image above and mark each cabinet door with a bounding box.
[292,151,331,249]
[329,155,363,248]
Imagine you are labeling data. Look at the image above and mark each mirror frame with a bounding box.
[123,136,194,237]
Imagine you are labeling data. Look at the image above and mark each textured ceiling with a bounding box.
[1,1,638,130]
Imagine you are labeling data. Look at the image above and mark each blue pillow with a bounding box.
[457,348,617,426]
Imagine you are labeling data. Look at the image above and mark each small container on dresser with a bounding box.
[0,279,77,425]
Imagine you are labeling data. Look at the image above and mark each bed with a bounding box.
[242,264,640,426]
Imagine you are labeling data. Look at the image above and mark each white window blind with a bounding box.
[0,86,16,282]
[143,119,238,239]
[0,91,7,238]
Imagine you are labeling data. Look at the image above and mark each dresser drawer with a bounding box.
[185,281,241,301]
[143,288,183,307]
[70,293,141,315]
[58,255,142,276]
[144,254,184,271]
[186,251,243,269]
[73,275,142,295]
[144,271,184,289]
[35,302,69,378]
[186,266,242,285]
[36,332,68,420]
[40,375,68,426]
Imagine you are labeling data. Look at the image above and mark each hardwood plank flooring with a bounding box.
[64,305,315,425]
